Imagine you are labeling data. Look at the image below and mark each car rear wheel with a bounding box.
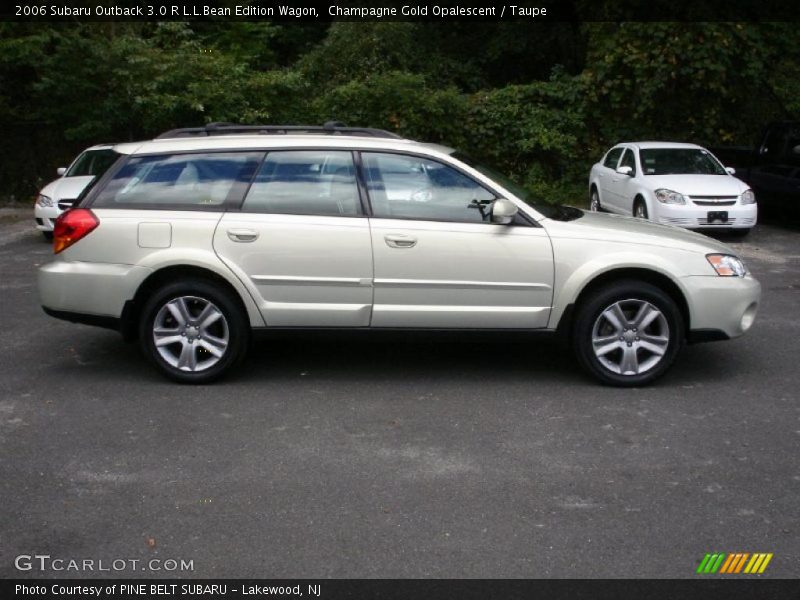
[139,279,249,383]
[42,231,53,241]
[573,280,684,386]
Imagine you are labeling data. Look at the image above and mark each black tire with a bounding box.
[589,187,602,212]
[139,279,249,383]
[633,198,649,220]
[572,280,684,387]
[42,231,53,241]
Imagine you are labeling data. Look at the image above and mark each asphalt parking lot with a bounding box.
[0,210,798,579]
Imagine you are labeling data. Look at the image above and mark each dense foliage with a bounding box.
[0,20,797,204]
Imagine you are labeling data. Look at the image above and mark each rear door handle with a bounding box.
[227,228,259,243]
[384,234,417,248]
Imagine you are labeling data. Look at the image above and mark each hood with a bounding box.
[544,210,737,256]
[642,174,748,197]
[39,175,95,201]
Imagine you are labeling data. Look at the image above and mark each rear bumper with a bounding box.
[42,306,121,331]
[39,260,152,320]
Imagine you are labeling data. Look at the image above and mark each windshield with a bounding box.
[639,148,726,176]
[66,149,119,178]
[450,151,581,221]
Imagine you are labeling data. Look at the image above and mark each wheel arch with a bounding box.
[554,267,691,342]
[121,264,261,341]
[633,192,646,212]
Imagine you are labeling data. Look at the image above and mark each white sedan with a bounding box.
[588,142,757,236]
[34,144,117,240]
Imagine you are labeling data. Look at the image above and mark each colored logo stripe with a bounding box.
[697,552,773,574]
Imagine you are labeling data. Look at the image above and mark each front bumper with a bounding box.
[655,202,757,230]
[683,273,761,339]
[33,203,62,232]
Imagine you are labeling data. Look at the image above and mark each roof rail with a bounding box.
[156,121,403,140]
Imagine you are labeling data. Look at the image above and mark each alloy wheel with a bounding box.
[152,296,230,372]
[591,299,670,376]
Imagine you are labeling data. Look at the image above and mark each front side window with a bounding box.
[619,148,636,174]
[67,149,119,178]
[242,150,360,216]
[639,148,726,176]
[92,152,262,208]
[602,147,624,169]
[363,152,495,223]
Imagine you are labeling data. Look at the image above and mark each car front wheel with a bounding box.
[633,199,649,220]
[139,279,249,383]
[589,188,601,212]
[573,280,684,386]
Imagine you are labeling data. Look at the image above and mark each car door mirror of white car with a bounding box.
[725,166,736,175]
[491,198,519,224]
[57,167,67,176]
[793,144,800,155]
[616,165,634,177]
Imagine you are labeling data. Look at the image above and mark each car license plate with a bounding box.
[707,211,728,224]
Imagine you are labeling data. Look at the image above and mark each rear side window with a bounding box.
[92,152,262,209]
[602,148,624,169]
[241,150,361,216]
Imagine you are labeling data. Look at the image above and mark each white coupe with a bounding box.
[589,142,757,236]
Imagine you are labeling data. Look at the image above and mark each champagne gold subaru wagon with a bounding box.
[39,123,761,386]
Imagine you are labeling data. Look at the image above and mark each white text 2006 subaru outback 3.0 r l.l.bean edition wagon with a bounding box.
[38,124,761,386]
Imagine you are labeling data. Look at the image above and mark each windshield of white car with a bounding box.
[639,148,726,176]
[66,149,119,178]
[450,151,582,221]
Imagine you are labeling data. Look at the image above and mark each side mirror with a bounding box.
[57,167,67,176]
[491,198,518,224]
[616,165,633,176]
[725,166,736,175]
[793,145,800,155]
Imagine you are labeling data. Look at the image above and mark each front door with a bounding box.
[361,152,554,328]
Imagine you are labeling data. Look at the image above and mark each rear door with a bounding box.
[213,149,374,327]
[362,152,554,328]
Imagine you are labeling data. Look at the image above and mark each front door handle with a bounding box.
[384,234,417,248]
[227,228,259,243]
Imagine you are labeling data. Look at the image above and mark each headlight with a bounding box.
[36,194,53,207]
[655,189,686,204]
[740,189,756,204]
[707,254,746,277]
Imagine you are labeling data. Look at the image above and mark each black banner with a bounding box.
[3,0,800,22]
[5,579,800,600]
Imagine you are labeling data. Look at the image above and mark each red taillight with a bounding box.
[53,208,99,254]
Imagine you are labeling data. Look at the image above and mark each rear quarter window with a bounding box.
[92,152,262,209]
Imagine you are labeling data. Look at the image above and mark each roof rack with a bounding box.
[156,121,403,140]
